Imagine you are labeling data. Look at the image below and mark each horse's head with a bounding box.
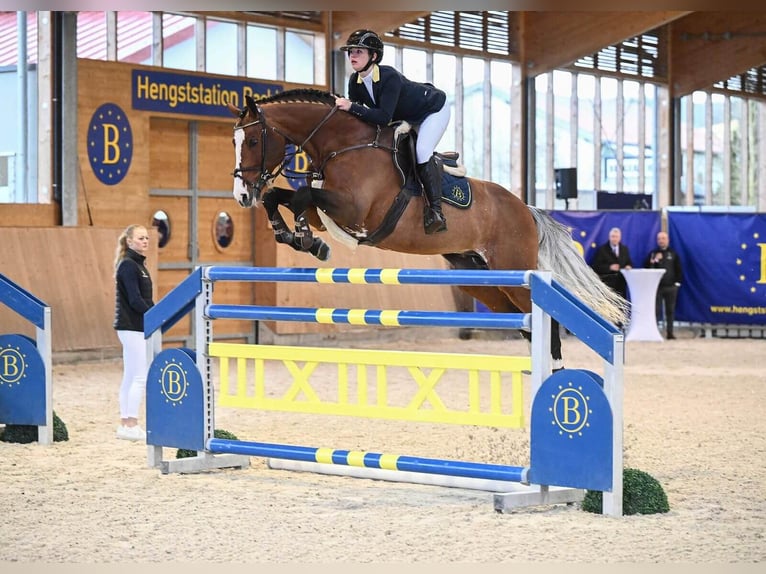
[228,95,287,208]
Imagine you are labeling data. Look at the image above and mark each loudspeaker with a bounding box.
[554,168,578,200]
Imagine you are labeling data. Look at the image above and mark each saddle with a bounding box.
[390,121,466,187]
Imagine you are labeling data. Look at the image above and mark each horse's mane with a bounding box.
[258,88,339,106]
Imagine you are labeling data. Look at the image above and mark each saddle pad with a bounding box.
[441,173,471,208]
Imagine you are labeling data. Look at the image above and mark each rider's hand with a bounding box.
[335,97,351,111]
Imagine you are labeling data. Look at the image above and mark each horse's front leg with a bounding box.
[262,187,297,246]
[263,187,330,261]
[291,185,317,251]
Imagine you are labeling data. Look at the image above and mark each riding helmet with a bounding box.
[340,29,384,62]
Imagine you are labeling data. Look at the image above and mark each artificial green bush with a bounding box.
[581,467,670,515]
[176,428,239,459]
[0,410,69,443]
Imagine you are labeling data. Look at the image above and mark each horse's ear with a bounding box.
[245,95,259,117]
[226,102,242,117]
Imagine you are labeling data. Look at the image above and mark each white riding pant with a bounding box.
[117,330,147,419]
[415,101,451,164]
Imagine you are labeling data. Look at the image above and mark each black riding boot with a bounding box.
[417,156,447,234]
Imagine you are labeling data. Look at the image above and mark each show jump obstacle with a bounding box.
[144,266,625,516]
[0,273,53,444]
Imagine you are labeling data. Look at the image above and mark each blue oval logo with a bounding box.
[87,102,133,185]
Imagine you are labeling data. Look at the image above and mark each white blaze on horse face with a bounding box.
[232,128,249,204]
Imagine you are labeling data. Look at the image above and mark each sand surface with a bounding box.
[1,329,764,564]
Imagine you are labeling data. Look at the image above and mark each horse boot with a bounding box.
[270,218,295,246]
[417,155,447,234]
[293,212,315,251]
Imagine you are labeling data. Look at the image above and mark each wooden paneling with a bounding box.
[197,122,235,191]
[0,227,158,355]
[149,117,190,190]
[149,195,189,264]
[0,203,58,226]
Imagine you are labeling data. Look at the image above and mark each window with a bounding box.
[206,19,238,76]
[247,25,277,80]
[117,12,152,64]
[163,13,195,71]
[285,30,313,84]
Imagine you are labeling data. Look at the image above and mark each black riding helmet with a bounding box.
[340,29,384,70]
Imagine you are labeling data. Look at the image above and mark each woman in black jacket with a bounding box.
[113,224,154,441]
[334,29,451,235]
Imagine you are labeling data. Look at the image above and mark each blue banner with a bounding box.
[669,212,766,325]
[132,69,284,117]
[548,210,661,267]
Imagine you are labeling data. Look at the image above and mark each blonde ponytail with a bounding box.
[114,224,142,276]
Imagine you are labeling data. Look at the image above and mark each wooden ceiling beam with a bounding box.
[670,12,766,97]
[328,11,431,50]
[522,11,690,77]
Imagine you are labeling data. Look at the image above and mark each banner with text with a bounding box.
[132,69,284,118]
[668,212,766,325]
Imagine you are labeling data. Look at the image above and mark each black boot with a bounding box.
[417,155,447,234]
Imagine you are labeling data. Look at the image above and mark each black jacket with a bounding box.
[590,242,634,278]
[346,64,446,126]
[113,248,154,332]
[644,247,683,287]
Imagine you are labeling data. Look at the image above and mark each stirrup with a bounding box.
[424,208,447,235]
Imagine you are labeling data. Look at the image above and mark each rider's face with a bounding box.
[347,48,373,72]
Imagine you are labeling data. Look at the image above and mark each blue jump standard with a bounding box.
[208,439,527,483]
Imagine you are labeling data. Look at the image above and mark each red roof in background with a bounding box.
[0,11,191,67]
[0,12,37,66]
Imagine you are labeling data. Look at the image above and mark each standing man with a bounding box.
[590,227,633,302]
[644,231,683,339]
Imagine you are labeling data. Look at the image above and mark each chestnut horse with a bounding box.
[228,89,627,368]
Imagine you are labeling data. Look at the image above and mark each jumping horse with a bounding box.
[228,89,627,368]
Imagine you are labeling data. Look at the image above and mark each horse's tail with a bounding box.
[529,206,630,325]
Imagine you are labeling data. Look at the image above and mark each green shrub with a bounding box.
[0,410,69,443]
[582,467,670,515]
[176,428,239,459]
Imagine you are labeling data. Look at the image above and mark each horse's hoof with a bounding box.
[309,238,331,261]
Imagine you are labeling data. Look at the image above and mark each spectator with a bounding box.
[644,230,683,340]
[590,227,633,302]
[113,224,154,441]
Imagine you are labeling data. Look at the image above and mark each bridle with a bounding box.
[231,107,273,195]
[231,101,341,195]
